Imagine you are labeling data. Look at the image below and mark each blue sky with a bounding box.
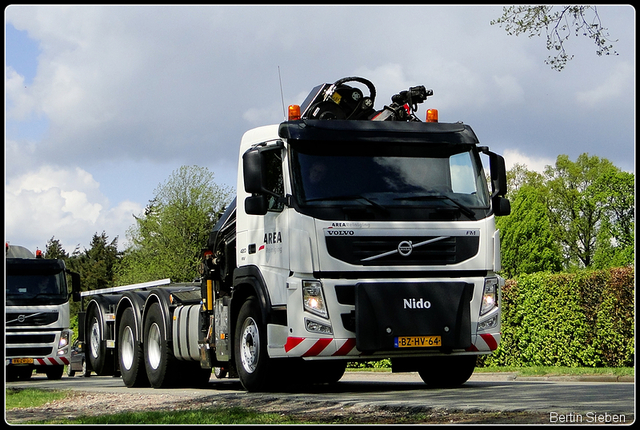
[5,5,635,254]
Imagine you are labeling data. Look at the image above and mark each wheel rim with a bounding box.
[147,322,162,370]
[90,318,100,359]
[240,317,260,374]
[121,325,135,370]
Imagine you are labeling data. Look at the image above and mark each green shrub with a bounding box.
[482,267,634,367]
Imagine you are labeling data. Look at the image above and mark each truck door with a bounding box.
[242,142,290,306]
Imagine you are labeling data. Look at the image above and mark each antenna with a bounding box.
[278,66,286,120]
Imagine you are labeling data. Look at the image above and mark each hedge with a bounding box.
[480,267,634,368]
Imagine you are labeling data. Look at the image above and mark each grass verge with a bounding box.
[42,408,309,425]
[6,387,69,409]
[474,365,634,377]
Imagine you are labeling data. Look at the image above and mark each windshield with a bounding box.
[6,272,69,306]
[290,141,490,221]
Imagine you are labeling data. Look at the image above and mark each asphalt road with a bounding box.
[7,371,635,423]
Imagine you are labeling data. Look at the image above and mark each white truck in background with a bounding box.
[5,243,81,380]
[79,77,510,391]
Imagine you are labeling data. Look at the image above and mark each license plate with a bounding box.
[395,336,442,348]
[10,358,34,365]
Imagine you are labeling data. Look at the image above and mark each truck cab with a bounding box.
[6,244,81,380]
[215,94,509,389]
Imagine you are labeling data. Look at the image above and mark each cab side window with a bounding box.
[264,149,284,212]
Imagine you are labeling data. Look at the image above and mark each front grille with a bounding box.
[6,312,59,327]
[6,347,54,356]
[326,235,479,266]
[5,334,56,344]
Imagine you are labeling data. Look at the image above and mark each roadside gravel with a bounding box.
[6,389,551,424]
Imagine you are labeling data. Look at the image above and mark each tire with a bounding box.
[45,365,64,380]
[179,362,212,388]
[234,296,273,391]
[7,366,32,381]
[67,365,75,377]
[418,355,477,387]
[118,307,149,387]
[310,360,347,385]
[82,359,91,377]
[143,302,176,388]
[87,306,114,375]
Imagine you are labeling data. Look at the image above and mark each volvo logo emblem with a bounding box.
[397,241,413,257]
[17,315,26,323]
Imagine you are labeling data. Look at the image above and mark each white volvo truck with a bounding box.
[6,244,81,380]
[80,77,510,391]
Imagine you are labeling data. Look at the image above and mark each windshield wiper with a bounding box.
[394,194,476,219]
[305,194,389,214]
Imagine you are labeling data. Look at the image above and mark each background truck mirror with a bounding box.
[68,271,82,302]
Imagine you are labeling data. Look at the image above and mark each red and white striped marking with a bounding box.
[466,333,500,352]
[282,333,500,357]
[284,337,357,357]
[33,357,70,366]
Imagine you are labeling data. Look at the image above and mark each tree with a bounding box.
[491,5,618,71]
[44,236,69,259]
[117,165,233,284]
[80,232,121,292]
[498,156,633,277]
[543,153,632,270]
[497,174,563,278]
[591,169,635,269]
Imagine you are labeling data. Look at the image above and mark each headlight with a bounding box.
[58,330,70,349]
[480,278,499,316]
[303,281,328,319]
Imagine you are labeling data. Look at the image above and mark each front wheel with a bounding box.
[418,355,477,387]
[234,296,273,391]
[45,365,64,380]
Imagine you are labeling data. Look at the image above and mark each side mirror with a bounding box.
[245,195,269,215]
[242,141,287,215]
[242,149,265,194]
[493,196,511,217]
[488,153,508,198]
[480,147,510,217]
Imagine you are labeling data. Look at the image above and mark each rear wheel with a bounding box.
[118,307,149,387]
[234,296,273,391]
[143,303,176,388]
[418,355,477,387]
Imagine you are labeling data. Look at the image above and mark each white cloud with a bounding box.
[502,149,555,173]
[492,75,525,106]
[5,166,142,252]
[575,62,633,108]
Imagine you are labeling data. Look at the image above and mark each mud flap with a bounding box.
[355,282,472,352]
